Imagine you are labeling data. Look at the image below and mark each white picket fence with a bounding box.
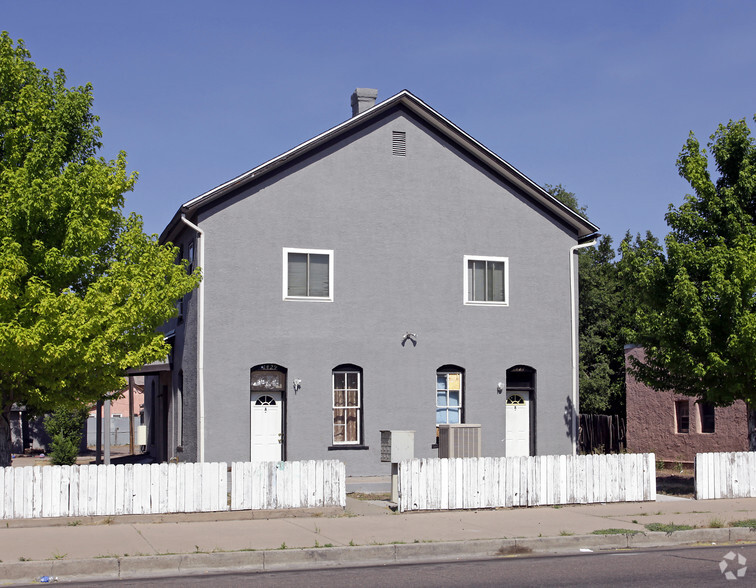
[231,460,346,510]
[398,454,656,512]
[695,451,756,500]
[0,460,346,520]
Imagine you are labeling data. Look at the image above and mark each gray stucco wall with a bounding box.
[181,107,579,475]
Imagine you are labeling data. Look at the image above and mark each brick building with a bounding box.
[625,345,748,462]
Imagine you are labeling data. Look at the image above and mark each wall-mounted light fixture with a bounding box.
[497,382,504,394]
[293,379,302,392]
[402,332,417,346]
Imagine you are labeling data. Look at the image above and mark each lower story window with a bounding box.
[436,368,463,425]
[675,400,690,433]
[700,402,715,433]
[333,367,361,444]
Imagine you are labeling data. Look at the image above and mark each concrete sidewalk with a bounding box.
[2,493,756,585]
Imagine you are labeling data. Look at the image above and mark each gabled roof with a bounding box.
[161,90,599,242]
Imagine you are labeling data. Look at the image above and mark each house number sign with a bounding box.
[250,364,286,392]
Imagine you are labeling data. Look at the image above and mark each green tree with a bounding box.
[0,32,200,465]
[578,234,625,414]
[623,116,756,448]
[547,184,637,415]
[44,407,89,465]
[545,183,589,221]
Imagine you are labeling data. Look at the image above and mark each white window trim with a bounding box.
[463,255,509,306]
[332,369,361,445]
[282,247,334,302]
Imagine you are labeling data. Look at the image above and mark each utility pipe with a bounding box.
[570,236,598,455]
[180,214,206,462]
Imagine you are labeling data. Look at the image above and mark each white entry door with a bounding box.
[505,391,530,456]
[250,391,282,461]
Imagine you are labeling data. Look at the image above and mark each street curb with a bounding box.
[2,527,756,585]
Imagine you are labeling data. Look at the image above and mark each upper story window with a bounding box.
[283,248,333,301]
[464,255,508,305]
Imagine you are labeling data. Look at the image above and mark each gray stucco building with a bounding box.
[144,89,598,475]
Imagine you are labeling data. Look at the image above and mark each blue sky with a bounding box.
[4,1,756,246]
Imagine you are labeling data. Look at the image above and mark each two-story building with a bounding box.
[144,89,598,475]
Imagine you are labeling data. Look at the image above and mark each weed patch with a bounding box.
[644,522,694,534]
[730,519,756,529]
[349,492,391,501]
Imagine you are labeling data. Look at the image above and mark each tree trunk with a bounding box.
[0,411,12,467]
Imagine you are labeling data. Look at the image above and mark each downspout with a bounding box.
[570,236,597,455]
[180,214,205,462]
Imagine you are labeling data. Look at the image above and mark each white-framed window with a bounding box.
[332,366,361,444]
[464,255,509,305]
[436,368,463,425]
[283,248,334,301]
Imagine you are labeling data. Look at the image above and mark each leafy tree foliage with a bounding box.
[622,116,756,445]
[44,407,89,465]
[545,183,589,221]
[578,234,625,414]
[0,32,200,465]
[547,184,640,415]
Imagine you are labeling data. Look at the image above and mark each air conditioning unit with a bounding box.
[438,424,481,458]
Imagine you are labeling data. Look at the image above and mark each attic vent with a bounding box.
[392,131,406,156]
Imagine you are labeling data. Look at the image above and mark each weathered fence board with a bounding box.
[0,462,228,519]
[398,453,656,512]
[230,460,345,510]
[695,451,756,500]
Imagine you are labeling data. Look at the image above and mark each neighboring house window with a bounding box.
[436,366,464,426]
[464,256,508,305]
[675,400,690,433]
[187,241,194,274]
[700,402,715,433]
[149,381,156,445]
[332,365,361,444]
[283,248,334,301]
[176,371,184,447]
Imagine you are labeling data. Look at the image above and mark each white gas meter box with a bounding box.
[380,430,415,463]
[136,424,147,446]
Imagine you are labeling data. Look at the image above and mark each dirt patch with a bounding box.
[11,446,150,468]
[656,467,694,498]
[498,544,532,556]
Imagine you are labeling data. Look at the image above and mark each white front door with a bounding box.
[505,391,530,456]
[250,391,282,461]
